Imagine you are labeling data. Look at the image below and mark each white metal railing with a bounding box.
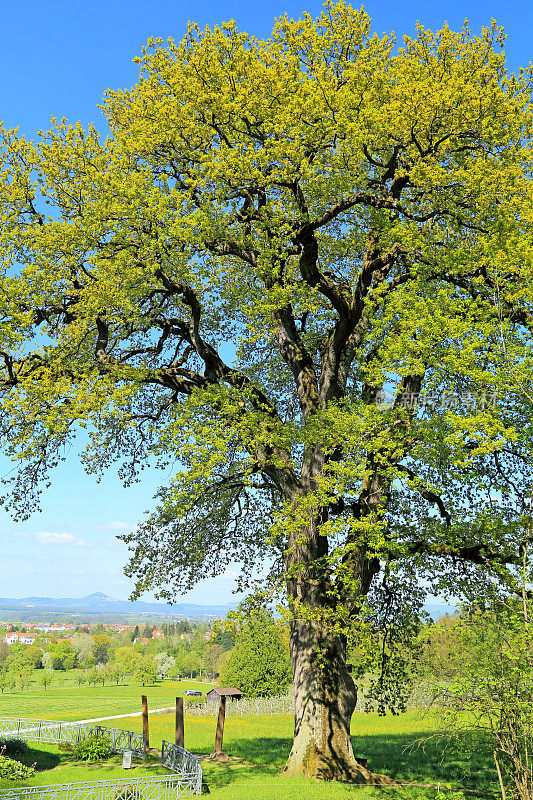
[0,719,145,759]
[160,742,202,796]
[0,719,202,797]
[0,773,198,800]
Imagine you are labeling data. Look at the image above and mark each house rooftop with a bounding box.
[206,687,242,698]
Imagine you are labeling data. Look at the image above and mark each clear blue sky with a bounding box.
[1,0,532,604]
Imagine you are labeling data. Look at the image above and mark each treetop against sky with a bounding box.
[3,0,533,781]
[1,0,533,605]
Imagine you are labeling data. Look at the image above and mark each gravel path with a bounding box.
[71,706,176,725]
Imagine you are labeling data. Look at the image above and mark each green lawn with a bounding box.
[0,676,214,720]
[0,744,169,790]
[0,686,498,800]
[104,711,497,799]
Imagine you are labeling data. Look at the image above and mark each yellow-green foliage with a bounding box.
[0,2,532,714]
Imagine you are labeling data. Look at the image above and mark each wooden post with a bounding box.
[175,697,184,749]
[141,694,149,750]
[215,695,226,753]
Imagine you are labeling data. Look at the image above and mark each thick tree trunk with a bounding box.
[284,619,395,784]
[281,495,392,783]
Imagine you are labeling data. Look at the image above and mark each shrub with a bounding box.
[72,735,111,762]
[0,738,29,759]
[0,754,35,779]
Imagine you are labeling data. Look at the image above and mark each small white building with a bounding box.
[4,632,37,645]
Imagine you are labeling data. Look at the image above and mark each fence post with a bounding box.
[214,696,226,754]
[141,695,150,751]
[175,698,184,749]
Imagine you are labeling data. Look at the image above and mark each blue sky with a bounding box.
[1,0,532,604]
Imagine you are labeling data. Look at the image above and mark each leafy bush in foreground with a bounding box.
[0,753,35,779]
[72,735,111,762]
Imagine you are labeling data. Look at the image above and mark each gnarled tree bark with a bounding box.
[285,618,396,784]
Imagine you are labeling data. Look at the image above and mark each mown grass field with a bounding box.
[0,682,497,800]
[0,675,215,720]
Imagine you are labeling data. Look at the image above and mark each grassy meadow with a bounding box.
[116,710,495,799]
[0,678,497,799]
[0,674,215,720]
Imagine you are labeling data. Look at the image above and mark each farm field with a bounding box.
[0,676,215,720]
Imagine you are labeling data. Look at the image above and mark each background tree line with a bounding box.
[0,611,293,696]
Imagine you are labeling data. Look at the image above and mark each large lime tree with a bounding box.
[1,3,533,782]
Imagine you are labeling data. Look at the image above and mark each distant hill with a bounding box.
[0,592,453,624]
[0,592,233,621]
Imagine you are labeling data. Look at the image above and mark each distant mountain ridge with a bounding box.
[0,593,452,623]
[0,592,233,619]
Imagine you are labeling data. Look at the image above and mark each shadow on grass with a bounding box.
[201,731,497,799]
[24,745,61,771]
[201,736,290,791]
[226,736,291,768]
[352,730,496,797]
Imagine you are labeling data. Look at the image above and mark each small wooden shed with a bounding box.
[206,687,243,701]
